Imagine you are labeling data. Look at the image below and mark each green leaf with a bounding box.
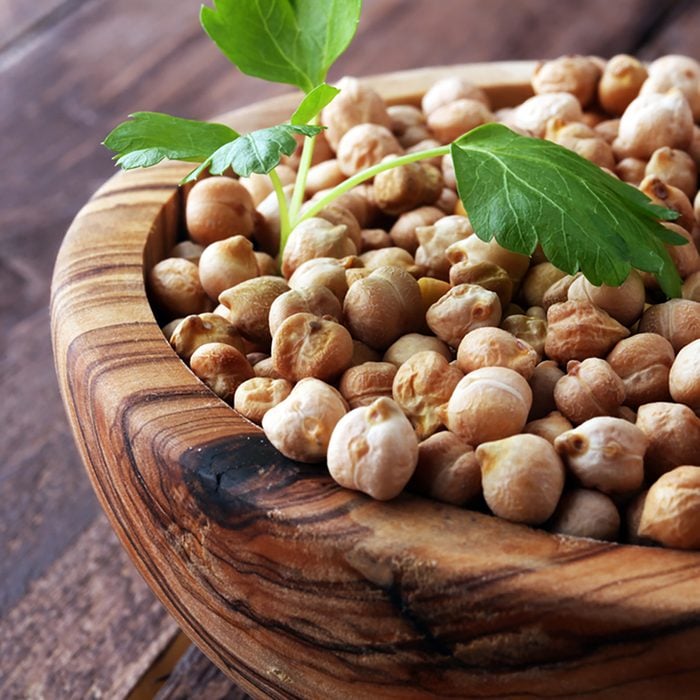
[451,123,684,297]
[200,0,362,92]
[103,112,238,168]
[182,124,323,182]
[291,83,340,125]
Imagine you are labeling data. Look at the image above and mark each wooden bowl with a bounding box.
[51,63,700,699]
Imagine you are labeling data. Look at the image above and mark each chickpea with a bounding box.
[148,257,212,318]
[331,185,379,228]
[336,123,403,177]
[189,342,255,404]
[476,434,565,525]
[636,402,700,480]
[645,147,697,200]
[524,411,573,445]
[389,206,444,254]
[170,240,204,263]
[542,274,577,310]
[417,277,451,318]
[373,161,443,215]
[262,378,347,463]
[545,300,630,364]
[392,351,463,439]
[661,223,700,280]
[566,270,645,327]
[360,247,422,276]
[360,228,392,252]
[169,312,245,362]
[305,159,345,197]
[197,235,259,300]
[594,118,620,144]
[445,367,532,446]
[345,267,371,287]
[615,157,647,186]
[544,118,615,170]
[383,333,451,367]
[421,76,490,116]
[388,103,426,134]
[312,203,363,251]
[233,377,292,424]
[253,356,282,379]
[339,361,397,409]
[522,262,567,308]
[427,99,493,144]
[254,252,278,277]
[435,186,459,214]
[450,234,530,283]
[500,314,547,361]
[641,55,700,121]
[638,299,700,352]
[288,257,351,303]
[598,55,648,116]
[638,466,700,549]
[441,153,456,189]
[327,397,418,500]
[606,333,675,407]
[268,286,342,337]
[239,165,296,206]
[532,56,601,107]
[456,327,538,379]
[682,271,700,302]
[554,358,626,425]
[426,284,502,349]
[549,489,620,542]
[409,432,481,505]
[350,340,381,366]
[555,416,647,494]
[415,215,473,280]
[669,338,700,411]
[511,92,584,139]
[449,261,513,308]
[528,360,565,420]
[185,176,255,245]
[639,176,695,233]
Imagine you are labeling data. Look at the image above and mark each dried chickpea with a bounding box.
[661,223,700,280]
[254,252,278,277]
[336,124,403,177]
[682,271,700,301]
[268,286,342,336]
[638,299,700,352]
[426,284,502,349]
[148,257,212,318]
[417,277,451,318]
[262,378,347,463]
[641,55,700,121]
[598,54,648,116]
[360,228,392,252]
[449,261,513,308]
[427,99,493,144]
[444,367,532,446]
[233,377,292,424]
[409,432,481,505]
[345,267,371,287]
[388,104,426,135]
[545,118,615,170]
[529,360,565,420]
[360,247,422,276]
[162,318,184,339]
[331,185,379,228]
[312,203,363,251]
[435,186,459,214]
[549,489,620,541]
[450,234,530,283]
[554,358,626,425]
[566,270,645,327]
[524,411,573,445]
[288,257,351,302]
[669,339,700,411]
[392,351,463,439]
[350,340,381,366]
[477,434,565,525]
[511,92,584,138]
[327,397,418,500]
[542,274,577,310]
[593,118,620,144]
[389,206,444,254]
[339,361,397,409]
[421,77,490,116]
[415,215,473,280]
[606,333,675,407]
[198,235,258,300]
[456,327,538,379]
[639,176,695,233]
[169,313,245,362]
[373,161,443,215]
[189,342,255,404]
[638,466,700,549]
[305,159,345,197]
[170,240,204,262]
[383,333,451,367]
[615,157,647,186]
[532,56,601,107]
[555,416,647,495]
[185,176,255,245]
[271,313,353,382]
[522,262,567,308]
[645,147,697,200]
[500,314,547,361]
[253,356,282,379]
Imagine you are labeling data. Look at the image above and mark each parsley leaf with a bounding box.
[291,83,340,125]
[182,124,323,182]
[103,112,238,168]
[200,0,362,93]
[452,123,685,297]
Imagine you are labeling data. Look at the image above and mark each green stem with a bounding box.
[288,116,319,226]
[299,145,450,223]
[269,168,290,253]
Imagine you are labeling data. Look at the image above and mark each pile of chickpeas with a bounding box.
[149,54,700,550]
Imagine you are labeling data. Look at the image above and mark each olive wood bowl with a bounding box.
[51,62,700,699]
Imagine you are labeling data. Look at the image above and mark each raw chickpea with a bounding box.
[360,228,392,252]
[268,286,342,336]
[254,252,277,277]
[389,206,444,254]
[281,218,356,279]
[312,203,363,251]
[288,257,351,303]
[456,327,538,379]
[613,89,694,160]
[388,103,426,134]
[185,176,255,245]
[451,234,530,283]
[526,306,547,320]
[326,397,418,500]
[331,185,379,228]
[345,267,371,287]
[542,274,577,310]
[170,240,204,263]
[421,76,490,116]
[189,342,255,404]
[445,367,532,446]
[427,99,493,144]
[638,466,700,549]
[339,361,397,409]
[218,276,289,348]
[406,138,444,168]
[522,262,567,308]
[545,118,615,170]
[350,340,381,366]
[638,299,700,352]
[555,416,647,494]
[532,56,601,107]
[594,118,620,144]
[545,300,630,364]
[476,434,565,525]
[336,123,403,177]
[500,314,547,361]
[148,257,212,318]
[639,176,695,233]
[554,358,626,425]
[511,92,584,138]
[441,153,456,189]
[598,54,648,116]
[262,378,347,463]
[636,402,700,480]
[669,338,700,411]
[524,411,573,445]
[566,270,645,327]
[321,76,391,150]
[606,333,675,407]
[305,159,345,197]
[271,313,353,382]
[615,157,647,185]
[253,356,282,379]
[682,271,700,301]
[392,351,463,439]
[549,489,620,542]
[198,235,259,300]
[426,284,502,349]
[383,333,451,367]
[528,360,565,420]
[449,261,513,308]
[641,55,700,121]
[360,247,422,276]
[435,187,459,214]
[661,223,700,280]
[344,266,423,350]
[373,161,443,215]
[233,377,292,424]
[239,165,296,206]
[417,277,451,318]
[409,432,481,505]
[415,215,473,280]
[645,147,697,200]
[162,318,184,339]
[169,312,245,362]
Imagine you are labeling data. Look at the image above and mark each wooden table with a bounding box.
[2,0,700,697]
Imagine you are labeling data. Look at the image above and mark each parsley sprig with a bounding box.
[103,0,685,295]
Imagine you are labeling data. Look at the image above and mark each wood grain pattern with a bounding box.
[51,63,700,699]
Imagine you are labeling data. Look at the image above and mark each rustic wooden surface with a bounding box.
[4,0,700,697]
